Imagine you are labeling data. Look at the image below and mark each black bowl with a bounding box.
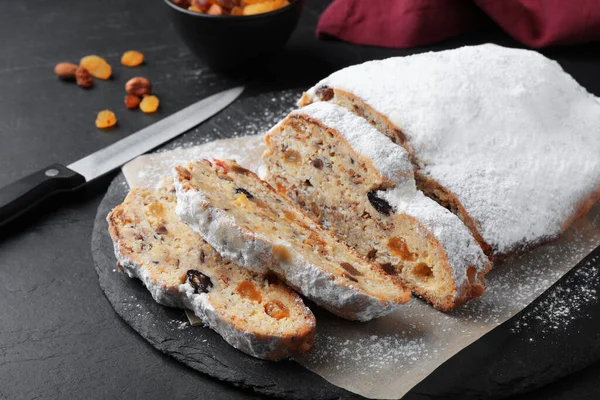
[165,0,305,72]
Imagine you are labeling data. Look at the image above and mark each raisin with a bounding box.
[264,300,290,320]
[121,50,144,67]
[75,67,93,89]
[155,224,168,235]
[388,237,416,261]
[316,86,334,101]
[283,149,301,164]
[140,95,159,113]
[311,159,323,169]
[367,190,392,216]
[199,250,205,264]
[80,55,112,80]
[125,94,141,109]
[95,110,117,129]
[234,187,253,199]
[379,263,397,276]
[236,281,262,302]
[186,270,213,293]
[366,249,377,261]
[340,262,363,276]
[342,273,358,283]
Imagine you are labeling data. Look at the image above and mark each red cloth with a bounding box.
[316,0,600,48]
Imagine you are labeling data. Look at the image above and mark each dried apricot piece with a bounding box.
[95,110,117,129]
[80,55,112,80]
[139,95,160,113]
[121,51,144,67]
[230,6,243,15]
[125,94,141,109]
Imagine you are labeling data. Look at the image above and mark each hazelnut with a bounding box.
[54,62,78,80]
[125,77,151,96]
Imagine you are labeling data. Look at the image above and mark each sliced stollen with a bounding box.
[174,159,411,321]
[107,183,315,360]
[263,102,490,310]
[299,44,600,260]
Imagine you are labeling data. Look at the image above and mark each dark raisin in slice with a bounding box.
[367,249,378,261]
[234,187,253,199]
[155,224,168,235]
[367,190,393,216]
[379,262,397,276]
[316,86,334,101]
[186,270,213,293]
[311,159,323,169]
[199,250,205,264]
[340,262,363,276]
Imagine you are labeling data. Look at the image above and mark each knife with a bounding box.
[0,86,244,227]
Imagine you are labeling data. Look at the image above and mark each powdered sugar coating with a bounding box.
[113,242,289,359]
[305,44,600,256]
[290,102,489,302]
[290,102,414,185]
[174,171,402,321]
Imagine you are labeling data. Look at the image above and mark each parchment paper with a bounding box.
[122,135,600,399]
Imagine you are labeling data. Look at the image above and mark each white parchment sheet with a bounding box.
[122,135,600,399]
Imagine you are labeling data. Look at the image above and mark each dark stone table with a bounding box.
[1,0,600,399]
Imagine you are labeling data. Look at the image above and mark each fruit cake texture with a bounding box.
[299,44,600,260]
[173,159,411,321]
[107,183,315,360]
[263,102,490,310]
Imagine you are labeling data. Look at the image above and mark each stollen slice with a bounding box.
[107,183,315,360]
[263,102,490,310]
[174,159,411,321]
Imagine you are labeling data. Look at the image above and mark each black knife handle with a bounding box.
[0,164,85,227]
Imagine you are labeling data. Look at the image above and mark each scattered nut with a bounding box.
[54,62,78,80]
[125,94,141,109]
[125,77,152,96]
[75,67,94,88]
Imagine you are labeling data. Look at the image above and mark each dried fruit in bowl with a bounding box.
[243,0,290,15]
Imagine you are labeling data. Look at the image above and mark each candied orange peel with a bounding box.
[95,110,117,129]
[80,55,112,80]
[121,51,144,67]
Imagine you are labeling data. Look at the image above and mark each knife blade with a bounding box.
[0,86,244,227]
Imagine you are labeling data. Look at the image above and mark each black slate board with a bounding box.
[91,92,600,400]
